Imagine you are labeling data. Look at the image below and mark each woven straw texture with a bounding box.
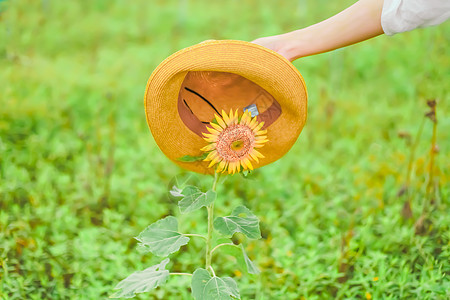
[145,40,307,174]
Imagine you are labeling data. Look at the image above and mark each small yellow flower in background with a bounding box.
[373,276,379,281]
[365,292,372,300]
[201,109,268,174]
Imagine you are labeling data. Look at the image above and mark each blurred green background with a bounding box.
[0,0,449,299]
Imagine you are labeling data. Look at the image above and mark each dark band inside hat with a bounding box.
[177,71,282,136]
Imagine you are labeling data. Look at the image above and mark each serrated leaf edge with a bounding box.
[239,244,260,275]
[110,258,170,298]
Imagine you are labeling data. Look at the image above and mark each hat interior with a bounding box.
[177,71,281,136]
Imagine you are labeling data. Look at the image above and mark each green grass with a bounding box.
[0,0,449,299]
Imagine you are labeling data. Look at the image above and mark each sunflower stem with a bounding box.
[205,172,220,272]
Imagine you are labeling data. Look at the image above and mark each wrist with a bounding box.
[278,30,314,61]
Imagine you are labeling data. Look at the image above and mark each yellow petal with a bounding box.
[210,122,223,132]
[240,111,251,126]
[254,139,269,148]
[215,114,227,129]
[255,135,268,141]
[256,129,267,135]
[252,122,265,133]
[229,161,239,174]
[200,143,216,152]
[227,109,236,125]
[251,148,265,158]
[248,117,258,130]
[249,152,259,163]
[202,132,218,140]
[222,110,231,126]
[204,137,217,143]
[243,158,254,170]
[233,109,239,124]
[221,162,229,173]
[208,155,221,168]
[216,160,226,173]
[249,148,265,163]
[204,150,218,161]
[234,161,241,174]
[206,126,220,135]
[228,161,235,174]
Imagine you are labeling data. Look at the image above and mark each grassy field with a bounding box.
[0,0,449,299]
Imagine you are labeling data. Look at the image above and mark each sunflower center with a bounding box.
[230,140,244,151]
[216,125,255,162]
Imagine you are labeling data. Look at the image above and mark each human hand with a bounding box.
[252,34,297,62]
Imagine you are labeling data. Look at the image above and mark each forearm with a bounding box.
[279,0,385,60]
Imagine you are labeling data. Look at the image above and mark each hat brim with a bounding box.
[145,40,307,174]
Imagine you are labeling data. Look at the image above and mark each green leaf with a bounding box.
[241,170,251,179]
[214,206,261,239]
[239,244,260,274]
[177,153,208,162]
[175,185,216,214]
[135,216,189,257]
[169,185,184,198]
[240,169,259,180]
[110,258,170,298]
[191,268,240,300]
[168,174,202,201]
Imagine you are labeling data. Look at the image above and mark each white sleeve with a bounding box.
[381,0,450,36]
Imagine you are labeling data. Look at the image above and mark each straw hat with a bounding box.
[145,40,307,174]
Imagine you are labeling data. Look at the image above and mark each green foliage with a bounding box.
[173,186,216,214]
[214,206,262,239]
[110,259,170,298]
[0,0,449,299]
[135,216,190,257]
[177,153,209,163]
[112,175,261,298]
[191,268,240,300]
[239,244,260,275]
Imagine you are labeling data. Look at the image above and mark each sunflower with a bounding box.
[201,109,268,174]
